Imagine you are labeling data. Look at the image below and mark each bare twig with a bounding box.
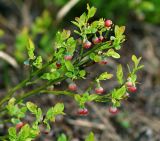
[56,0,80,23]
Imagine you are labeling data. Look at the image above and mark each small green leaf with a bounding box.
[26,102,37,114]
[18,124,30,140]
[65,61,74,72]
[132,55,142,68]
[41,71,60,80]
[74,95,81,102]
[106,49,120,58]
[88,94,98,101]
[85,132,95,141]
[87,4,97,19]
[58,134,67,141]
[33,56,42,69]
[98,72,113,80]
[79,70,86,78]
[93,55,101,62]
[116,64,124,85]
[53,103,64,115]
[8,127,17,140]
[112,86,126,100]
[27,38,35,60]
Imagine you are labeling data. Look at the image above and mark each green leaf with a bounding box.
[132,55,141,68]
[93,55,101,62]
[58,134,67,141]
[112,86,126,100]
[46,103,65,122]
[85,132,95,141]
[98,72,113,80]
[79,70,86,78]
[106,49,120,58]
[27,38,35,60]
[53,103,64,115]
[65,61,74,72]
[41,71,60,80]
[74,95,81,102]
[66,37,76,54]
[17,124,30,140]
[33,56,42,69]
[8,127,17,140]
[87,4,97,19]
[116,64,124,85]
[26,102,37,114]
[88,94,98,101]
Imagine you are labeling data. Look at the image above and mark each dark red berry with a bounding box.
[64,54,72,60]
[92,37,100,44]
[105,19,112,28]
[16,122,25,130]
[56,62,61,69]
[95,87,104,94]
[108,106,119,114]
[83,40,92,49]
[99,58,108,65]
[127,86,137,93]
[77,108,84,115]
[99,35,104,42]
[68,83,77,91]
[125,81,133,87]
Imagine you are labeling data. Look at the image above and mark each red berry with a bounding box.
[108,106,119,114]
[105,19,112,28]
[77,108,88,116]
[125,81,133,87]
[16,122,25,130]
[99,36,104,42]
[99,58,108,65]
[95,87,104,94]
[68,83,77,91]
[64,54,72,60]
[56,62,61,69]
[83,108,89,115]
[92,37,100,44]
[127,86,137,93]
[83,40,92,49]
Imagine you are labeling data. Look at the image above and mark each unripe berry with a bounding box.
[64,54,72,60]
[56,62,61,69]
[92,37,100,44]
[68,83,77,91]
[16,122,25,130]
[99,35,104,42]
[83,40,92,49]
[127,86,137,93]
[95,87,104,94]
[125,81,133,87]
[105,19,112,28]
[108,106,119,114]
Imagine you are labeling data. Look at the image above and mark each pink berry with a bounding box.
[16,122,25,130]
[127,86,137,93]
[68,83,77,91]
[108,106,119,114]
[125,81,133,87]
[83,40,92,49]
[99,35,104,42]
[64,54,72,60]
[105,19,112,28]
[95,87,104,94]
[92,37,100,44]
